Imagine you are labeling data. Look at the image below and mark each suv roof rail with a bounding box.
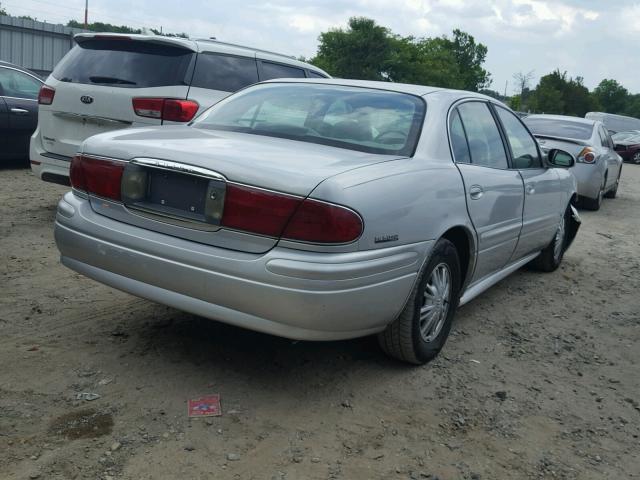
[194,38,297,60]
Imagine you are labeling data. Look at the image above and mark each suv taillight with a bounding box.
[132,98,199,122]
[70,155,125,201]
[38,85,56,105]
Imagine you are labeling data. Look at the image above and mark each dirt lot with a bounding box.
[1,162,639,480]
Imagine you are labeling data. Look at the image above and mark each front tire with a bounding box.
[378,239,461,365]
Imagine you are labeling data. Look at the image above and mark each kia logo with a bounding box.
[80,95,94,104]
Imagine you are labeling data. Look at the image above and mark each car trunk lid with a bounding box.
[80,126,402,253]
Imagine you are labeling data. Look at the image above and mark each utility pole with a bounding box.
[84,0,88,29]
[504,80,508,98]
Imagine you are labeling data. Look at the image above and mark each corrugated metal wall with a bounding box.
[0,15,86,78]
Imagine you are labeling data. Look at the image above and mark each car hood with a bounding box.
[81,125,404,196]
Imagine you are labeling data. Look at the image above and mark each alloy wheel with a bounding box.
[419,263,451,342]
[634,152,640,164]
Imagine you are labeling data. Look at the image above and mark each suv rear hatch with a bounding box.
[37,35,197,159]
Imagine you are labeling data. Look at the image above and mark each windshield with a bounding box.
[52,39,195,88]
[524,117,593,140]
[192,83,426,156]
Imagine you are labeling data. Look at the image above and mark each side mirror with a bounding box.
[547,148,575,168]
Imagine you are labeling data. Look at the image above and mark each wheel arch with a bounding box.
[440,225,476,290]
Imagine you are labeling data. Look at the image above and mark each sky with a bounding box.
[4,0,640,94]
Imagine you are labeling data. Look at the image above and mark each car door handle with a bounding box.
[10,108,29,115]
[526,184,535,195]
[469,185,484,200]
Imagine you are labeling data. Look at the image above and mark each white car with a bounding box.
[30,33,329,185]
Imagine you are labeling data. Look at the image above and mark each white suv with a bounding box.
[30,33,329,185]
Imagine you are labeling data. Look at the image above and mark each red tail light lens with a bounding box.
[38,85,56,105]
[70,155,124,201]
[132,98,199,122]
[282,199,363,243]
[163,99,199,122]
[221,184,301,237]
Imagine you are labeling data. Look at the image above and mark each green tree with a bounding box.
[529,70,597,116]
[440,29,491,91]
[311,17,394,80]
[310,17,490,91]
[624,94,640,119]
[0,3,7,15]
[67,20,142,34]
[592,79,629,114]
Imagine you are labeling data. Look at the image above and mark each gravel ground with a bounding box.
[1,162,639,480]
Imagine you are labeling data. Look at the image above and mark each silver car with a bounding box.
[524,114,623,210]
[54,80,580,364]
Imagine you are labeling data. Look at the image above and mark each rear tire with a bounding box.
[604,170,621,199]
[582,180,604,211]
[531,207,569,272]
[378,239,461,365]
[633,152,640,165]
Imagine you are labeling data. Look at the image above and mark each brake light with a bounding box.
[221,184,301,237]
[38,85,56,105]
[578,147,596,163]
[132,98,199,122]
[282,199,363,243]
[70,155,124,201]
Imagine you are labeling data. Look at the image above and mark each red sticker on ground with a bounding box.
[188,394,222,417]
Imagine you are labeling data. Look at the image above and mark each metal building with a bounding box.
[0,14,86,78]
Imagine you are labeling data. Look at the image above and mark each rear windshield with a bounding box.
[524,117,593,140]
[192,83,426,156]
[52,40,195,88]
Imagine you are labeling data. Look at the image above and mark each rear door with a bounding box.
[0,66,41,158]
[493,105,563,259]
[36,36,196,159]
[451,101,525,283]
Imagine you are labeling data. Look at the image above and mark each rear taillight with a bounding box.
[578,147,596,163]
[38,85,56,105]
[221,184,301,238]
[132,98,199,122]
[70,155,125,201]
[282,199,363,243]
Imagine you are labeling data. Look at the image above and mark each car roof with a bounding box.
[259,78,497,100]
[73,33,328,76]
[0,61,43,79]
[526,114,596,126]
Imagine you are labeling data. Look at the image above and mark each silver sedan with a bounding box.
[524,114,623,210]
[54,79,580,364]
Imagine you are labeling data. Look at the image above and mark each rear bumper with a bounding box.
[55,192,430,340]
[30,127,72,184]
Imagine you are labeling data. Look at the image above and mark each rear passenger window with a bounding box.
[191,53,258,92]
[450,109,471,164]
[457,102,508,169]
[308,71,327,78]
[495,107,542,168]
[260,62,306,80]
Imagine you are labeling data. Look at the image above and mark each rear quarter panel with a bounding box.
[310,158,473,252]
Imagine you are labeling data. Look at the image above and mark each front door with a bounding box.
[450,102,525,283]
[0,97,8,159]
[0,67,41,158]
[493,106,564,258]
